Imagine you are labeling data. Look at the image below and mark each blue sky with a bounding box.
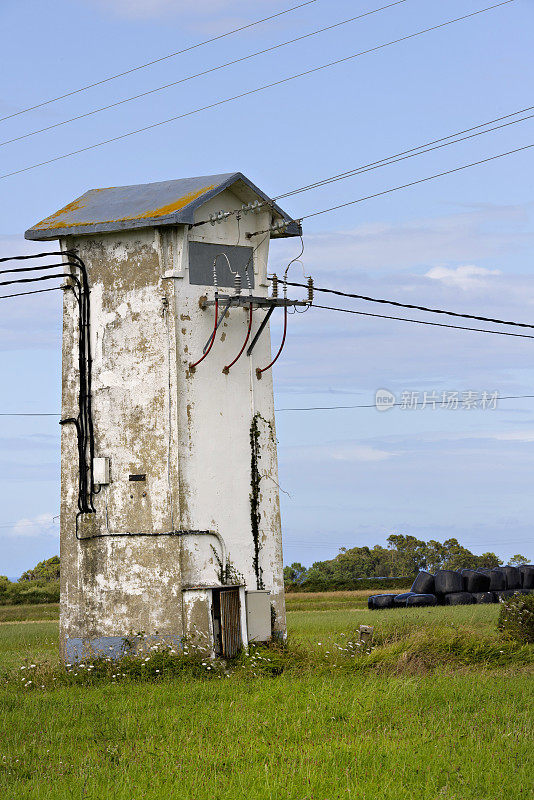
[1,0,533,575]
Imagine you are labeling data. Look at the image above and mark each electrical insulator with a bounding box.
[271,274,278,299]
[307,277,314,303]
[234,273,242,296]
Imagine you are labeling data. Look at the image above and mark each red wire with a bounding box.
[257,304,288,376]
[189,298,219,370]
[223,304,253,373]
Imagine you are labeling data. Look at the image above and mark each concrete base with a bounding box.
[64,634,182,664]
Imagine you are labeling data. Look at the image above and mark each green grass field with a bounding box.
[0,594,532,799]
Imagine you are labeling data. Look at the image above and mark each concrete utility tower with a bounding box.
[25,173,306,663]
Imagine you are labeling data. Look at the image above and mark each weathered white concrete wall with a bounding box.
[59,185,286,659]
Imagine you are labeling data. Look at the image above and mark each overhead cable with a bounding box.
[299,143,534,222]
[0,286,63,300]
[4,392,534,417]
[249,142,534,235]
[0,252,96,515]
[275,394,534,411]
[0,1,515,181]
[0,0,318,123]
[0,1,410,147]
[273,108,534,200]
[193,106,534,227]
[310,303,534,339]
[285,282,534,330]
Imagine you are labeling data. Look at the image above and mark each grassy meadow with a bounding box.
[0,592,532,799]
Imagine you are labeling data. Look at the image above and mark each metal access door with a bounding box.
[219,588,242,658]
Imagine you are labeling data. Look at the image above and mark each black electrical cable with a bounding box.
[273,111,534,198]
[1,250,96,509]
[250,142,534,236]
[192,104,534,228]
[4,393,534,416]
[310,303,534,339]
[0,252,95,514]
[283,281,534,330]
[0,1,515,181]
[275,394,534,411]
[0,1,409,148]
[0,0,319,123]
[0,286,62,300]
[299,144,534,223]
[0,268,89,512]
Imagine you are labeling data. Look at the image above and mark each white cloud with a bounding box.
[281,441,395,463]
[9,513,58,538]
[426,264,501,290]
[491,430,534,443]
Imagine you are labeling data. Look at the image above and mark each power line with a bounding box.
[275,394,534,411]
[0,0,318,123]
[273,109,534,200]
[285,278,534,329]
[309,303,534,339]
[0,1,409,148]
[4,393,534,417]
[295,142,534,224]
[0,286,62,301]
[191,106,534,228]
[0,1,514,181]
[191,104,534,227]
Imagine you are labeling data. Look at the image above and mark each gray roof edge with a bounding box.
[24,172,299,240]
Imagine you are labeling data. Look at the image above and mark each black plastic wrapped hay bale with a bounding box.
[410,571,435,594]
[502,566,522,590]
[472,591,496,604]
[435,570,463,594]
[444,591,474,605]
[368,594,396,610]
[519,565,534,590]
[461,569,490,592]
[406,593,437,607]
[393,592,416,606]
[489,569,507,591]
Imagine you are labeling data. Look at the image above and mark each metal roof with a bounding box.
[25,172,302,240]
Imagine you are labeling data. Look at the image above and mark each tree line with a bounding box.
[284,535,530,592]
[0,556,60,605]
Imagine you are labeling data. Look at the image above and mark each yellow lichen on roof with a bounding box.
[33,184,216,231]
[35,196,89,229]
[137,185,216,219]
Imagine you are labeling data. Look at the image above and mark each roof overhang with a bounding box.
[25,172,302,241]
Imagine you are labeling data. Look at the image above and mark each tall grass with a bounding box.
[0,672,531,799]
[0,599,532,799]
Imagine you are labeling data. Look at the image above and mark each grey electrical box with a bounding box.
[245,590,271,642]
[188,241,255,288]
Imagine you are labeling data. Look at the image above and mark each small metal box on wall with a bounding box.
[246,590,272,642]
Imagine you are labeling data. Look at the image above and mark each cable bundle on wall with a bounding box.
[0,251,95,516]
